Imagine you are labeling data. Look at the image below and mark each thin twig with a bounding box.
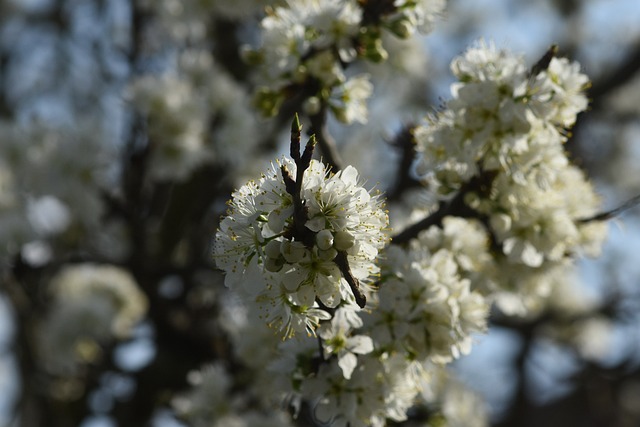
[579,193,640,223]
[334,250,367,308]
[309,105,343,171]
[391,173,492,245]
[386,124,422,201]
[529,44,558,77]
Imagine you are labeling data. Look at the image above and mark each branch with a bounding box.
[334,250,367,308]
[568,41,640,162]
[579,193,640,223]
[281,115,317,247]
[529,44,558,77]
[589,42,640,109]
[386,124,422,201]
[309,104,343,171]
[284,115,366,307]
[391,173,492,245]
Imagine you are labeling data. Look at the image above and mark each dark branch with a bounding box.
[281,117,317,247]
[386,124,422,201]
[391,172,493,245]
[309,104,343,172]
[579,193,640,223]
[530,44,558,77]
[334,250,367,308]
[589,42,640,108]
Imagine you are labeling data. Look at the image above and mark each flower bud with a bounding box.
[264,239,282,259]
[490,213,512,234]
[364,39,388,63]
[281,240,308,263]
[333,230,355,251]
[303,96,322,115]
[387,19,413,39]
[264,256,285,272]
[316,229,334,251]
[318,247,338,261]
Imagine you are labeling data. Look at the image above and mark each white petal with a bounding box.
[338,352,357,379]
[347,335,374,354]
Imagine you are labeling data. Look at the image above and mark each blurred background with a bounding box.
[0,0,639,426]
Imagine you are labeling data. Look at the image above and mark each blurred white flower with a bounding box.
[129,50,258,182]
[329,75,374,124]
[38,264,147,374]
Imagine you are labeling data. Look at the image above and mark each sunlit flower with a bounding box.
[214,158,388,337]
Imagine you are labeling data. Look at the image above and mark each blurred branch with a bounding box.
[579,192,640,223]
[309,104,343,171]
[157,165,230,262]
[588,42,640,110]
[391,171,494,245]
[0,49,12,119]
[568,41,640,163]
[212,18,248,82]
[386,124,422,202]
[128,1,147,69]
[1,270,51,427]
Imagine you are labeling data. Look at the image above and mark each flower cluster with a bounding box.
[208,40,612,426]
[0,120,111,262]
[218,290,420,426]
[247,0,446,122]
[367,242,489,364]
[214,134,388,337]
[139,0,263,42]
[37,264,148,374]
[219,299,492,427]
[417,42,589,192]
[128,49,258,182]
[414,41,607,312]
[213,123,492,426]
[172,364,294,427]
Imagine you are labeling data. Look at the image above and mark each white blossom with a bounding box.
[318,307,374,379]
[129,50,258,182]
[49,264,148,338]
[329,75,375,124]
[172,362,295,427]
[367,244,488,363]
[37,264,147,374]
[0,120,110,261]
[391,0,447,35]
[214,158,389,337]
[248,0,447,121]
[439,378,489,427]
[172,364,233,426]
[529,57,590,128]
